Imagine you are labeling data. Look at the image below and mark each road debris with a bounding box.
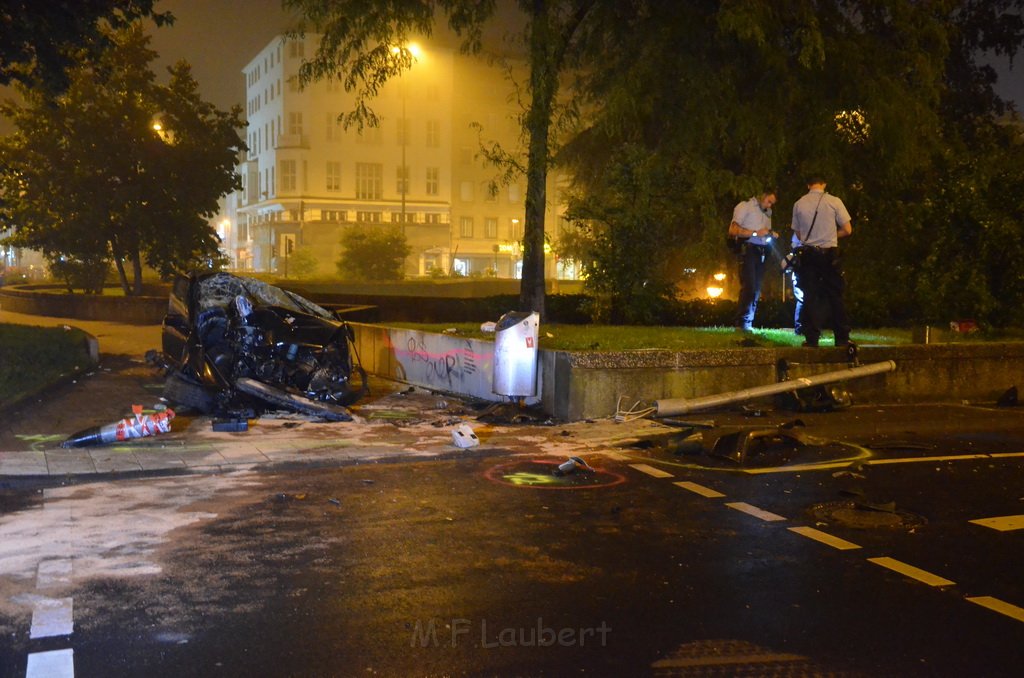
[451,423,480,448]
[61,404,175,448]
[554,456,592,476]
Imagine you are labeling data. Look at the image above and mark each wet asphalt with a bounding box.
[2,310,1024,676]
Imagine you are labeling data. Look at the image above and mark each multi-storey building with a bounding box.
[227,34,569,280]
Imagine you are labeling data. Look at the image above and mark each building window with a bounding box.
[356,125,381,145]
[326,161,341,192]
[482,181,497,202]
[508,183,522,203]
[280,164,296,193]
[288,112,303,136]
[510,218,523,240]
[424,213,441,224]
[289,40,304,59]
[459,147,473,166]
[459,216,474,238]
[391,212,415,224]
[355,163,383,200]
[425,167,439,196]
[396,165,409,196]
[459,181,474,202]
[396,118,409,145]
[425,119,440,147]
[323,210,346,222]
[484,217,498,239]
[326,112,341,141]
[356,211,381,223]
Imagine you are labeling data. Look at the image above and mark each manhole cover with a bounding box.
[809,500,927,530]
[484,459,626,490]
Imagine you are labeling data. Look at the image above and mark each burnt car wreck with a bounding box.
[155,271,367,421]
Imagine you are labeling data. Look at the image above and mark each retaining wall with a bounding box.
[0,285,168,324]
[350,322,1024,420]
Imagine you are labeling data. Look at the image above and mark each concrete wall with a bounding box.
[350,322,541,405]
[0,285,168,324]
[351,323,1024,420]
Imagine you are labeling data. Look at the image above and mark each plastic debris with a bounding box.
[328,498,341,506]
[480,321,497,333]
[554,456,592,476]
[451,423,480,448]
[213,418,249,432]
[61,405,175,448]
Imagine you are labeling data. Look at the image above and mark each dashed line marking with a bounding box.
[966,596,1024,623]
[969,515,1024,532]
[788,526,861,550]
[989,452,1024,459]
[725,502,786,522]
[628,463,674,479]
[36,559,72,590]
[26,648,74,678]
[867,557,955,587]
[673,481,725,498]
[30,597,74,638]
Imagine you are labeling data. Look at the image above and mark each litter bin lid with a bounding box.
[495,310,535,332]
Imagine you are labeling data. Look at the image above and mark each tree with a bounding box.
[0,26,246,294]
[284,0,614,318]
[561,0,1024,325]
[0,0,172,92]
[337,224,411,281]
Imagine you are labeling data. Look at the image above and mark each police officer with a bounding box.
[790,175,853,347]
[730,190,777,333]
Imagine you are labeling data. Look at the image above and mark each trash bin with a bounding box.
[492,310,540,397]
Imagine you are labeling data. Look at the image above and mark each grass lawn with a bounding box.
[0,323,94,407]
[386,323,916,351]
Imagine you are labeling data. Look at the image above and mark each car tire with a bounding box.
[235,377,354,422]
[163,372,217,413]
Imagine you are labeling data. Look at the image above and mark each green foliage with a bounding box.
[287,246,321,280]
[0,26,245,295]
[562,144,685,324]
[563,0,1024,326]
[0,0,172,93]
[336,225,412,281]
[48,258,110,294]
[0,324,94,407]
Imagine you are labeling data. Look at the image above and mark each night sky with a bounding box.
[148,0,298,113]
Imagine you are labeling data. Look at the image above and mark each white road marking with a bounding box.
[867,557,955,587]
[966,596,1024,623]
[36,559,73,589]
[30,597,73,639]
[788,526,861,550]
[25,648,74,678]
[969,515,1024,532]
[629,463,674,479]
[673,481,725,498]
[725,502,786,522]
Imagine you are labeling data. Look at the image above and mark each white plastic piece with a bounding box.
[451,423,480,448]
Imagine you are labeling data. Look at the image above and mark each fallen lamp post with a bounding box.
[654,360,897,417]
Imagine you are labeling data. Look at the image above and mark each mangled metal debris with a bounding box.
[154,271,367,422]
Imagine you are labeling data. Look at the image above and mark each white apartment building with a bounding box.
[227,34,570,280]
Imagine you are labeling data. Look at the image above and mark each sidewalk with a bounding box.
[0,392,675,478]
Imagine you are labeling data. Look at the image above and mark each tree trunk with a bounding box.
[113,253,131,295]
[518,1,558,318]
[131,253,143,296]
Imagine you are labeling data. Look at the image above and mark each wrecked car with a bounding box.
[155,271,367,421]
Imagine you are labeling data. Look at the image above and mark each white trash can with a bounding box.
[492,310,539,397]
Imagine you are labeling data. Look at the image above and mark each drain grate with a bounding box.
[652,639,872,677]
[809,500,927,530]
